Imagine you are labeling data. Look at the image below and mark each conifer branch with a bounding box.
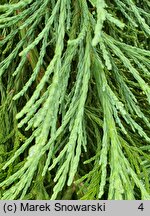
[0,0,150,200]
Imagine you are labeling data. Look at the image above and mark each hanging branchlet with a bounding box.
[0,0,150,200]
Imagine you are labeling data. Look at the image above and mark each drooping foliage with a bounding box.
[0,0,150,200]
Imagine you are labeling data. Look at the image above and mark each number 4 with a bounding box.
[138,203,144,211]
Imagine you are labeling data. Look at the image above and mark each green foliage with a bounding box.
[0,0,150,200]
